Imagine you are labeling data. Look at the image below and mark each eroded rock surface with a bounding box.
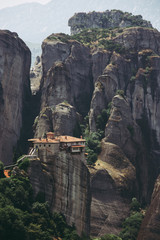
[137,175,160,240]
[89,27,160,204]
[32,21,160,238]
[30,56,42,95]
[0,30,31,165]
[89,141,135,237]
[28,153,90,236]
[68,10,152,35]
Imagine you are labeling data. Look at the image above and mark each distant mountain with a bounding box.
[0,0,159,43]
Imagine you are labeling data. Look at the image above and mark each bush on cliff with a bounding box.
[100,234,122,240]
[119,212,143,240]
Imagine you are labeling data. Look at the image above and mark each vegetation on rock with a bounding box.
[0,164,87,240]
[81,105,111,165]
[93,198,143,240]
[47,28,126,54]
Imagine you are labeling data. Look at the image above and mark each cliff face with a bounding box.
[34,34,93,137]
[28,153,90,236]
[137,175,160,240]
[89,27,160,204]
[0,30,31,165]
[68,10,152,35]
[31,12,160,237]
[41,36,93,116]
[89,140,135,236]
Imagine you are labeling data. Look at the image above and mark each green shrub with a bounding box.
[116,89,125,97]
[127,125,134,137]
[100,234,122,240]
[96,109,108,131]
[130,198,141,212]
[18,157,30,172]
[119,212,143,240]
[130,76,136,82]
[0,173,84,240]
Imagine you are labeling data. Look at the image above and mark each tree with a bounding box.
[0,161,5,178]
[0,205,26,240]
[101,234,122,240]
[119,212,143,240]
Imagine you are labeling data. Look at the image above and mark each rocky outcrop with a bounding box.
[34,34,93,137]
[28,158,54,205]
[41,36,93,116]
[89,141,135,237]
[89,27,160,204]
[33,103,82,138]
[105,95,142,165]
[30,56,42,95]
[0,30,31,165]
[33,107,53,138]
[28,153,90,236]
[137,175,160,240]
[32,21,160,237]
[68,10,152,35]
[52,103,82,136]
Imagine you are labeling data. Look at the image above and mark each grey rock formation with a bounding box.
[34,35,93,137]
[28,159,54,206]
[34,103,82,138]
[137,175,160,240]
[68,10,152,35]
[0,30,31,165]
[52,103,82,136]
[90,141,135,237]
[30,56,42,95]
[105,95,141,164]
[28,153,90,236]
[41,36,93,116]
[88,27,160,205]
[32,23,160,237]
[33,107,53,138]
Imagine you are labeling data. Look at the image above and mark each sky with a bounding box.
[0,0,50,9]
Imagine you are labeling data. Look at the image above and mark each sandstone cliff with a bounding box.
[68,10,152,35]
[28,153,90,236]
[0,30,31,165]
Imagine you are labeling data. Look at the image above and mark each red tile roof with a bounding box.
[71,145,85,148]
[28,134,86,144]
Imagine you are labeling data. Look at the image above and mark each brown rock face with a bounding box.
[90,141,135,237]
[0,30,31,165]
[137,175,160,240]
[28,153,90,236]
[89,27,160,203]
[41,38,93,116]
[34,35,94,137]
